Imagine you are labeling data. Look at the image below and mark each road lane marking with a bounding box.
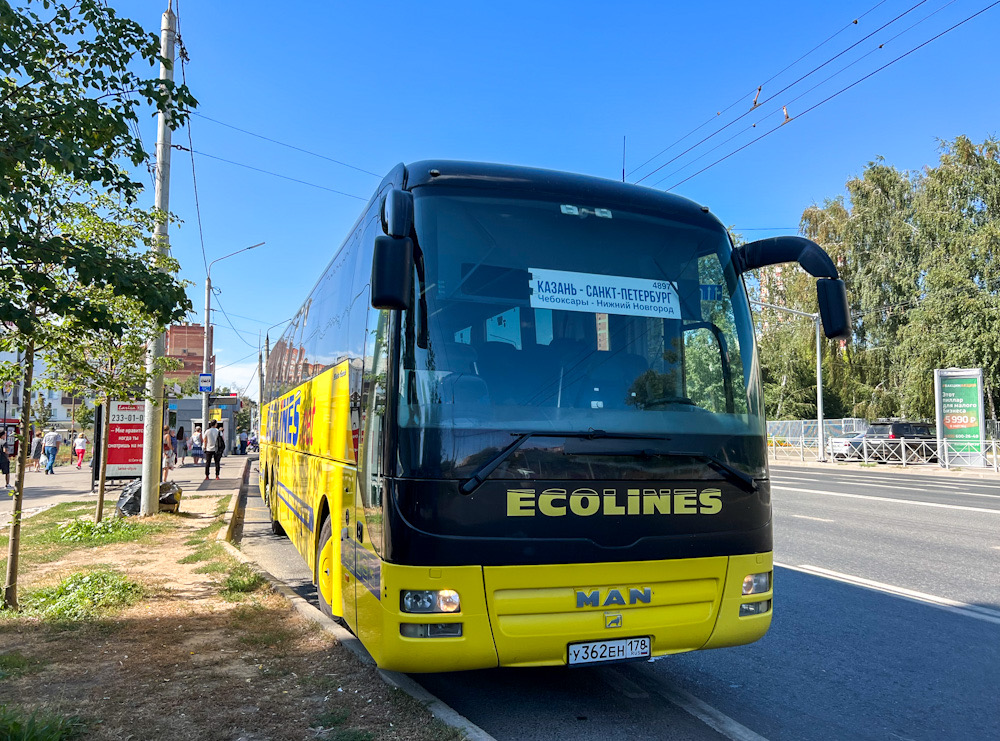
[776,479,1000,499]
[597,667,649,699]
[788,514,834,522]
[647,678,770,741]
[775,563,1000,626]
[773,486,1000,514]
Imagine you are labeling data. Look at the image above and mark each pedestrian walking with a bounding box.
[239,429,248,455]
[190,425,203,465]
[203,420,221,480]
[42,427,61,475]
[176,426,187,467]
[0,431,10,489]
[161,425,175,482]
[29,432,43,472]
[73,432,88,469]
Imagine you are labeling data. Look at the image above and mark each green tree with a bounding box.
[0,0,195,609]
[31,396,52,428]
[73,401,94,430]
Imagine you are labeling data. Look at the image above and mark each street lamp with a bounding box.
[202,242,265,438]
[751,300,828,462]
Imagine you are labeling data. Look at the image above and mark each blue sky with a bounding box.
[117,0,1000,398]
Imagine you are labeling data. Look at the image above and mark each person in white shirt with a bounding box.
[203,420,221,480]
[42,427,61,475]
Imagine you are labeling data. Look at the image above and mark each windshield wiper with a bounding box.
[459,430,670,495]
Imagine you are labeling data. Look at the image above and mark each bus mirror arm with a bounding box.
[734,236,852,340]
[371,235,414,310]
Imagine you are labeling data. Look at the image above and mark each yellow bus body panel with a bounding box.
[367,563,499,673]
[363,553,772,672]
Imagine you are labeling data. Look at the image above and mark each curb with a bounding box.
[770,458,1000,480]
[218,461,496,741]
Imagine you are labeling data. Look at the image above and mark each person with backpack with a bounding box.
[203,420,222,481]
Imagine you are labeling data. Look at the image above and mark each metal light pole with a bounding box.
[752,301,827,462]
[201,242,265,436]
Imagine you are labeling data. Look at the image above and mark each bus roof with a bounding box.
[402,160,723,230]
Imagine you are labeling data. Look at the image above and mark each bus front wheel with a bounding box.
[317,517,335,618]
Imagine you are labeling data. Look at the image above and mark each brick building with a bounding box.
[165,323,214,382]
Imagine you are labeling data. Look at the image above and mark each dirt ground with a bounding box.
[0,495,464,740]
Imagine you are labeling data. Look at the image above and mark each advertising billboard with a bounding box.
[934,368,986,467]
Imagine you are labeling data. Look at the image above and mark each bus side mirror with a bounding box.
[735,235,852,339]
[371,235,413,310]
[380,189,413,238]
[817,278,851,339]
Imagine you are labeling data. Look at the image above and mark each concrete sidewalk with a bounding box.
[771,457,1000,480]
[0,453,253,526]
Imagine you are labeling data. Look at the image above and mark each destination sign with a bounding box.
[529,267,681,320]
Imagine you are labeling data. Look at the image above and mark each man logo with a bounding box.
[576,587,652,608]
[605,612,623,629]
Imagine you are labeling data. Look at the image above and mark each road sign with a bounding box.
[198,373,213,393]
[1,381,13,401]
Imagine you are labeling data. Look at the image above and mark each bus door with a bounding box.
[353,306,390,656]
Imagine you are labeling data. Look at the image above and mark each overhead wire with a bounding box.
[174,1,209,275]
[634,0,932,185]
[651,0,961,188]
[177,146,367,200]
[664,0,1000,191]
[191,112,382,178]
[627,0,891,180]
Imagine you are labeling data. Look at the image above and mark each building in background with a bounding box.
[166,322,214,382]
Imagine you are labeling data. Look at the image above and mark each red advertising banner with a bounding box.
[106,401,145,478]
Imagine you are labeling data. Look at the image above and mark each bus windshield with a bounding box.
[397,186,765,479]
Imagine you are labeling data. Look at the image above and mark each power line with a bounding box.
[628,0,891,180]
[635,0,932,185]
[212,292,258,349]
[174,3,209,276]
[665,0,1000,191]
[175,146,366,200]
[215,350,259,372]
[191,112,382,178]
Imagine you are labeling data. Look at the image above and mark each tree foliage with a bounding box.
[0,0,195,333]
[756,136,1000,423]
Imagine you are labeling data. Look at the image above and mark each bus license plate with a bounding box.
[568,636,650,665]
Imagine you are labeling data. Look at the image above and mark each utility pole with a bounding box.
[139,4,176,516]
[751,301,827,462]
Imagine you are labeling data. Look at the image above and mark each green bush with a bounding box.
[0,704,84,740]
[22,569,146,621]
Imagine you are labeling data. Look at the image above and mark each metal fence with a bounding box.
[767,436,1000,471]
[766,418,868,439]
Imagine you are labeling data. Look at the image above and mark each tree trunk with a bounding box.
[3,338,35,610]
[95,394,111,523]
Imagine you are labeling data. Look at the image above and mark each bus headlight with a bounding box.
[400,589,461,614]
[400,623,463,638]
[742,572,770,595]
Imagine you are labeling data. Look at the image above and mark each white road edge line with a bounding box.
[652,682,770,741]
[775,562,1000,626]
[788,514,835,522]
[773,486,1000,514]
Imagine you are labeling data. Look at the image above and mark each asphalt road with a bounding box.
[239,463,1000,740]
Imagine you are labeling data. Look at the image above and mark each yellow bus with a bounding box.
[259,160,849,672]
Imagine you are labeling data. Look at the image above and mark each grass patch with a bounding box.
[0,704,85,740]
[231,602,297,649]
[314,708,350,729]
[177,542,226,564]
[214,494,233,517]
[20,569,146,621]
[0,651,36,680]
[57,517,160,545]
[0,503,165,575]
[192,560,231,574]
[220,563,267,601]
